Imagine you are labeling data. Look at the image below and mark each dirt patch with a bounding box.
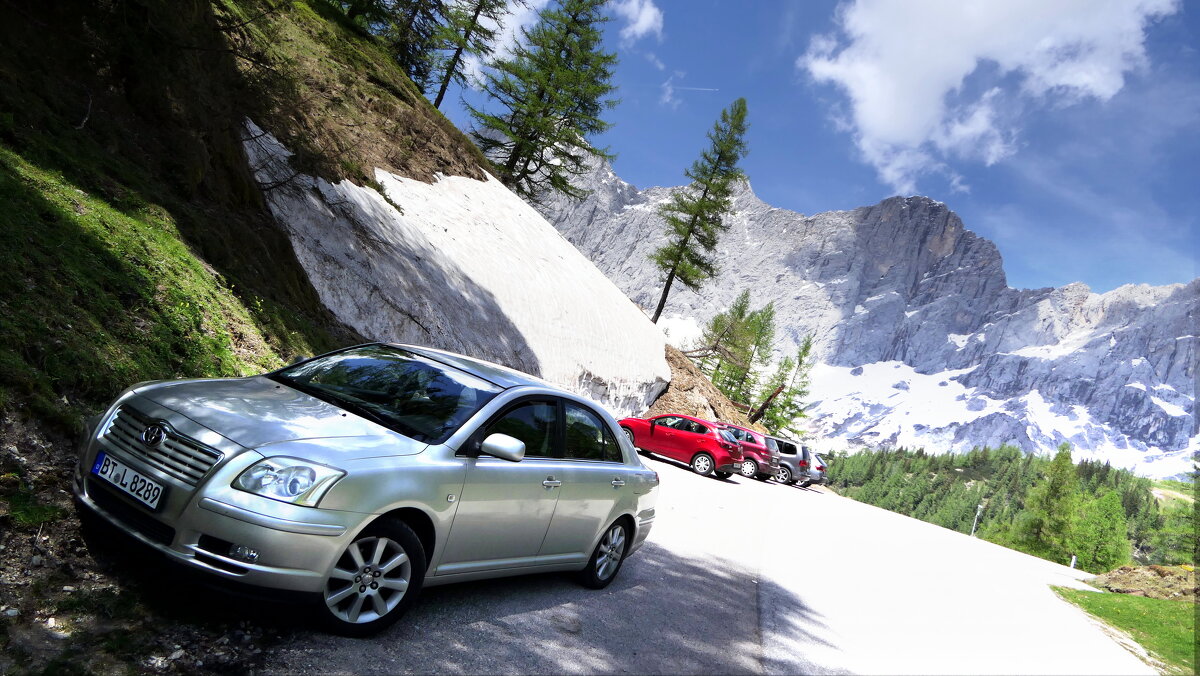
[643,346,764,431]
[1090,565,1196,602]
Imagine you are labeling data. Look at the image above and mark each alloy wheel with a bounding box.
[324,535,412,625]
[595,523,627,581]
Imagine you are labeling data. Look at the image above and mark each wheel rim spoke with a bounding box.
[371,593,388,617]
[380,578,409,592]
[329,566,357,582]
[380,551,409,573]
[325,585,355,606]
[347,595,366,623]
[371,537,388,566]
[347,541,367,570]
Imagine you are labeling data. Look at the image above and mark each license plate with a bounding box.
[92,451,166,510]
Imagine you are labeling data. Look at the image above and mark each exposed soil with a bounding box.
[1090,565,1196,602]
[643,346,765,431]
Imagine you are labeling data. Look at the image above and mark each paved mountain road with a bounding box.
[266,457,1153,675]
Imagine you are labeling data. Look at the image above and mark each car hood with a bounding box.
[136,376,427,456]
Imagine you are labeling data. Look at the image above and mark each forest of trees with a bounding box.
[827,443,1195,573]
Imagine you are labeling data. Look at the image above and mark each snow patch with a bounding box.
[242,120,670,416]
[1150,397,1188,417]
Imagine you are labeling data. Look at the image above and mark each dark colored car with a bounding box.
[718,424,779,481]
[618,414,744,478]
[768,435,808,485]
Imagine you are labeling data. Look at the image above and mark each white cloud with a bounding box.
[612,0,664,44]
[646,51,666,71]
[660,75,680,109]
[800,0,1180,194]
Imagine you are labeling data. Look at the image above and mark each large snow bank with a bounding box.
[242,121,669,416]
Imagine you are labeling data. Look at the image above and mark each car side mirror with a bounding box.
[649,419,657,434]
[480,433,525,462]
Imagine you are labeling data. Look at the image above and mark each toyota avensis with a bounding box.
[73,343,660,635]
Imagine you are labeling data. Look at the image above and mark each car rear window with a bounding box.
[271,345,503,444]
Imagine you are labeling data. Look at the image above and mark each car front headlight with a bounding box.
[233,457,345,507]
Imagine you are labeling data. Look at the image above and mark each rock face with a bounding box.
[538,158,1197,478]
[242,121,670,417]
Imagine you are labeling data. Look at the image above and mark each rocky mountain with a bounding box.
[538,160,1197,478]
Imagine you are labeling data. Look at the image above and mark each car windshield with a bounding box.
[269,345,503,444]
[718,429,738,443]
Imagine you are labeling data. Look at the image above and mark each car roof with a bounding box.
[383,343,554,390]
[652,413,715,425]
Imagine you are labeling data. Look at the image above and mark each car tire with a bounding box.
[799,480,812,488]
[739,459,758,478]
[318,519,425,637]
[714,470,733,479]
[776,466,793,484]
[622,427,636,448]
[578,520,629,589]
[690,453,715,476]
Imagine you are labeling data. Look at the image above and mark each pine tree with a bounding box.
[431,0,513,108]
[750,335,814,431]
[649,98,749,323]
[1008,443,1080,563]
[469,0,617,202]
[1074,491,1131,573]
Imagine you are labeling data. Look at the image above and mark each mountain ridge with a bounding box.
[538,158,1197,478]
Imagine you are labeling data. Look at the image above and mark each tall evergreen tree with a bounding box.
[1074,490,1131,573]
[469,0,617,202]
[431,0,514,108]
[750,334,814,430]
[1006,443,1080,563]
[649,98,749,323]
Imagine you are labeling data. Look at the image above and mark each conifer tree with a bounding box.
[1074,491,1131,573]
[1008,443,1080,563]
[469,0,617,202]
[431,0,514,108]
[649,98,749,323]
[750,335,814,430]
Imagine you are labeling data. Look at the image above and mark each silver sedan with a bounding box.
[73,343,659,635]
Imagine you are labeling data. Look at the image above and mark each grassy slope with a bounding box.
[0,1,496,670]
[1055,588,1195,675]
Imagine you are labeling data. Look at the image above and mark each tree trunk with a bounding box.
[748,384,785,423]
[650,266,676,323]
[433,0,484,108]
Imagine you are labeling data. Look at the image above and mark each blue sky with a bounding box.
[441,0,1199,294]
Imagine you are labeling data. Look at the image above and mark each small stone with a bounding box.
[30,555,43,567]
[4,609,18,617]
[46,617,56,628]
[61,586,75,592]
[195,661,204,668]
[169,649,185,661]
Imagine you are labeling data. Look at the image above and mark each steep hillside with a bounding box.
[539,158,1197,478]
[0,1,669,670]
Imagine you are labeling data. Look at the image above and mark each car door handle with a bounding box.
[542,477,562,488]
[611,478,625,488]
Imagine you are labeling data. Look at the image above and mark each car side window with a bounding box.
[654,416,682,429]
[484,401,560,459]
[688,421,708,435]
[564,403,622,463]
[778,441,797,455]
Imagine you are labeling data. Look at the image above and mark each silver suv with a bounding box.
[74,343,659,635]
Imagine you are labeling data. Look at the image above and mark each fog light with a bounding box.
[230,545,259,563]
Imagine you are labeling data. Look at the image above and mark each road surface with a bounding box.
[265,455,1154,675]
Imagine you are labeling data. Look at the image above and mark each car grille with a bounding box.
[87,479,176,546]
[103,406,223,486]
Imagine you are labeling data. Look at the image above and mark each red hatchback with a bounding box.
[717,423,780,481]
[618,414,743,478]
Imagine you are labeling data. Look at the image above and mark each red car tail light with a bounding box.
[799,460,809,468]
[817,466,825,471]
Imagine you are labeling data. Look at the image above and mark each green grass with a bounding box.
[1056,587,1196,674]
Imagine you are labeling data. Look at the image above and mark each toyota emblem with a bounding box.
[140,423,167,447]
